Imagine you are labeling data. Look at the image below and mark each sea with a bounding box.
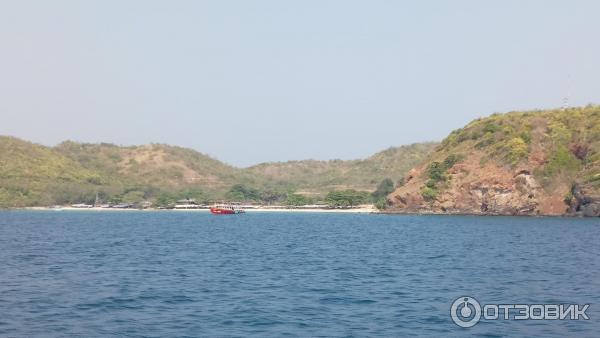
[0,211,598,337]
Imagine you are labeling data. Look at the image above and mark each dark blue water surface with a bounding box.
[0,211,598,337]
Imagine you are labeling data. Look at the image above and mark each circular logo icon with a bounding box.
[450,296,481,328]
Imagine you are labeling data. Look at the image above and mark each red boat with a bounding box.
[210,204,245,215]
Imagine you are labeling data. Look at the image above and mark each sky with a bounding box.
[1,1,600,167]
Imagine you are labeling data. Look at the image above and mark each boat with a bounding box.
[210,203,245,215]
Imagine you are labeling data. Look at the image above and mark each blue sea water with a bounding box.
[0,211,598,337]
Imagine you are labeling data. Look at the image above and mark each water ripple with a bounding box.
[0,211,598,337]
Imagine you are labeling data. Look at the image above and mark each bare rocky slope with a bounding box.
[386,106,600,216]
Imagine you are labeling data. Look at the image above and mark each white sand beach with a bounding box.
[25,205,378,213]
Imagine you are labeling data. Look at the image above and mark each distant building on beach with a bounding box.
[174,198,201,209]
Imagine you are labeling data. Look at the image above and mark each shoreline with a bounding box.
[19,206,378,214]
[11,207,591,217]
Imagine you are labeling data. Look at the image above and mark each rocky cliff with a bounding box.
[386,106,600,216]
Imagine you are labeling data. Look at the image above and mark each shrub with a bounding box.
[226,184,261,202]
[122,190,145,204]
[441,129,461,148]
[470,131,483,140]
[456,130,471,143]
[505,137,529,165]
[483,122,500,134]
[372,178,395,201]
[475,133,495,149]
[425,179,436,189]
[548,121,572,145]
[543,145,581,176]
[86,175,104,185]
[427,162,446,182]
[325,190,370,207]
[155,192,176,207]
[285,193,311,206]
[443,154,464,169]
[375,199,387,210]
[426,154,463,183]
[520,131,532,144]
[563,191,574,206]
[421,186,438,201]
[585,174,600,187]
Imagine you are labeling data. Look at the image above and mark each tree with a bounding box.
[122,190,145,204]
[396,177,405,188]
[285,193,312,206]
[325,190,369,207]
[372,178,395,201]
[260,190,285,205]
[375,199,388,210]
[427,162,446,182]
[177,188,205,202]
[226,184,261,202]
[155,192,176,207]
[108,195,123,204]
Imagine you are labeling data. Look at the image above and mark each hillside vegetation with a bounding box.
[245,143,437,193]
[0,137,104,207]
[0,137,436,207]
[55,142,243,189]
[387,105,600,216]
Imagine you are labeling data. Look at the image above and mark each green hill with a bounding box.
[0,137,436,207]
[387,105,600,216]
[244,142,438,194]
[0,136,104,207]
[55,141,241,190]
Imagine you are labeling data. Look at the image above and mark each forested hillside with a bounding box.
[0,137,436,207]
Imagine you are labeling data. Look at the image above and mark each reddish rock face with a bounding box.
[390,153,566,215]
[386,150,596,216]
[386,107,600,217]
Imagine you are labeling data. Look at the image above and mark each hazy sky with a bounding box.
[1,1,599,166]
